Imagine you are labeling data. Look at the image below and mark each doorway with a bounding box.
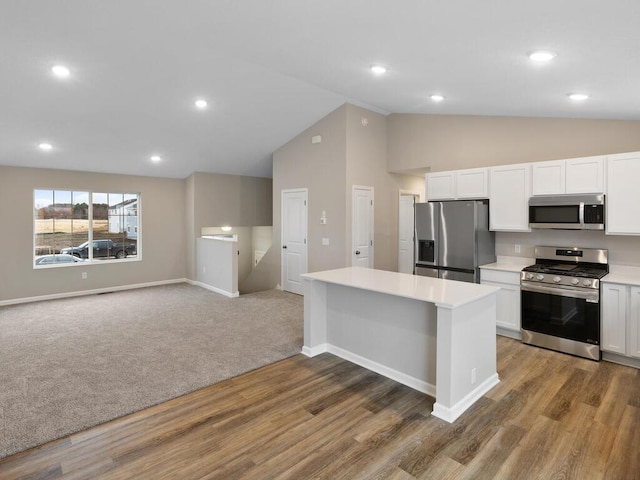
[398,192,418,274]
[352,186,374,268]
[281,188,308,294]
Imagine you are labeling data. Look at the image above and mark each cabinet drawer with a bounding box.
[480,268,520,285]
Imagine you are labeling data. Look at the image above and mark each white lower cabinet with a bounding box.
[480,268,521,337]
[601,283,627,354]
[601,282,640,359]
[629,286,640,358]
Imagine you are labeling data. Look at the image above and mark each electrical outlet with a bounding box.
[81,272,87,280]
[322,237,330,246]
[515,244,521,254]
[471,368,477,385]
[202,266,206,273]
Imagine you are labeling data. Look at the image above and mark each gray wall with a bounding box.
[185,172,273,280]
[272,103,423,281]
[273,104,348,275]
[345,104,423,272]
[0,166,273,303]
[388,114,640,174]
[0,166,187,302]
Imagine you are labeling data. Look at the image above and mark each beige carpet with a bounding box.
[0,284,303,459]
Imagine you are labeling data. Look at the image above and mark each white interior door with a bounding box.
[281,189,308,294]
[352,186,374,268]
[398,194,416,274]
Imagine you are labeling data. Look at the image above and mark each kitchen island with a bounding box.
[301,267,500,423]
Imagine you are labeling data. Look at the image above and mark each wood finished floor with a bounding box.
[1,336,639,480]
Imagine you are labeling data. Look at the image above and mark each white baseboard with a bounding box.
[0,278,189,306]
[326,344,437,397]
[432,373,500,423]
[497,327,522,340]
[602,352,640,369]
[301,344,328,357]
[186,280,239,298]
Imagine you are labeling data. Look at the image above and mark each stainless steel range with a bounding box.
[520,246,608,361]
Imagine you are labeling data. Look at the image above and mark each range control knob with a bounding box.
[553,276,562,283]
[571,278,580,285]
[526,273,534,280]
[583,279,592,287]
[535,274,544,281]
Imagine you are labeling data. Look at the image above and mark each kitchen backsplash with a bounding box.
[496,231,640,266]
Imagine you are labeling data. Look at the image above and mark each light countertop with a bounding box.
[603,265,640,286]
[480,256,534,273]
[301,267,499,309]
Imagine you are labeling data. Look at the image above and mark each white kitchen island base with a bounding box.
[302,267,500,423]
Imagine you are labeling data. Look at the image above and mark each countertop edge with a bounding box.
[302,268,500,309]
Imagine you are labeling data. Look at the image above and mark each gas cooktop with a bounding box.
[522,263,608,279]
[520,246,609,290]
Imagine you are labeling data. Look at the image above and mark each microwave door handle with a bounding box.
[579,202,585,227]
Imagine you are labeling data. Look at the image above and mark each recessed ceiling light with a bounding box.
[51,65,71,78]
[568,93,589,101]
[221,226,232,232]
[370,65,387,75]
[528,51,557,62]
[150,155,162,163]
[194,99,208,109]
[38,142,53,151]
[430,94,445,102]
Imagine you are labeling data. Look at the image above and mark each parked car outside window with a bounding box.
[35,254,86,266]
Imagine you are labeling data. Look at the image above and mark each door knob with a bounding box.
[282,245,287,249]
[355,250,361,255]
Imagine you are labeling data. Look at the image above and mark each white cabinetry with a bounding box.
[606,152,640,235]
[426,172,455,200]
[531,160,565,195]
[531,156,605,195]
[601,283,627,354]
[480,268,521,338]
[601,281,640,360]
[456,168,489,199]
[426,168,489,201]
[489,164,531,231]
[565,156,605,193]
[629,286,640,358]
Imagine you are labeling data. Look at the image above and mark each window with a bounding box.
[34,190,140,267]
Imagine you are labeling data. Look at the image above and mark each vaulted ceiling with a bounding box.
[2,1,638,179]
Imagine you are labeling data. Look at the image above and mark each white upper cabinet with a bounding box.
[565,156,605,194]
[426,172,455,200]
[456,168,489,199]
[489,163,531,231]
[531,160,565,195]
[531,155,605,195]
[606,152,640,235]
[426,168,489,201]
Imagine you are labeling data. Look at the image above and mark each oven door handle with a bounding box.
[521,282,599,302]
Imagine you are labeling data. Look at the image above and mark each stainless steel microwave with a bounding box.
[529,194,605,230]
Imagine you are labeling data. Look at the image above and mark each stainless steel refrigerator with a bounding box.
[414,200,495,283]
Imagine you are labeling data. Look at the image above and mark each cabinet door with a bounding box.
[493,282,520,332]
[565,156,605,194]
[480,269,521,333]
[426,172,455,200]
[489,164,531,231]
[601,283,627,354]
[606,152,640,235]
[456,168,489,199]
[531,160,565,195]
[629,286,640,358]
